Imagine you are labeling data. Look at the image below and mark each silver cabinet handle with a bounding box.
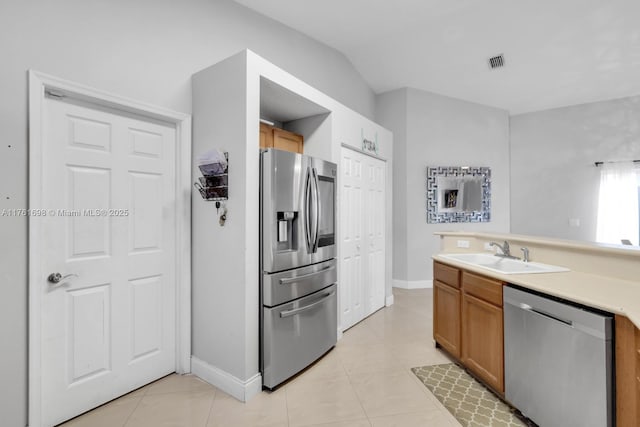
[279,265,335,285]
[280,291,335,318]
[48,272,79,284]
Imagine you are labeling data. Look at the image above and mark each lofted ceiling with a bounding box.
[234,0,640,115]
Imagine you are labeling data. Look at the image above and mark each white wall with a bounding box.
[0,1,375,424]
[376,88,511,285]
[375,90,408,283]
[510,94,640,242]
[191,52,255,387]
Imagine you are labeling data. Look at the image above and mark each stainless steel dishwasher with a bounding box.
[503,285,613,427]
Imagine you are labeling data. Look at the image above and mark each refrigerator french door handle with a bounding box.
[304,166,313,253]
[312,168,320,252]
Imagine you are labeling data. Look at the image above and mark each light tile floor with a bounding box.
[60,288,460,427]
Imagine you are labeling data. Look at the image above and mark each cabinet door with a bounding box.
[433,280,461,358]
[259,123,274,149]
[462,292,504,394]
[273,128,303,153]
[615,315,639,426]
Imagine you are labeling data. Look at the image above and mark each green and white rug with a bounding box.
[411,363,529,427]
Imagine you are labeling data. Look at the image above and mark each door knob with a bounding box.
[47,272,78,284]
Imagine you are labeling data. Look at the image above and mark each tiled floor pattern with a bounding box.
[412,364,527,427]
[61,288,460,427]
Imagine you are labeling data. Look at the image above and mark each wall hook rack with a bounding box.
[194,151,228,201]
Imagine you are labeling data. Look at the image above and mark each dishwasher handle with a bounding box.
[519,303,573,327]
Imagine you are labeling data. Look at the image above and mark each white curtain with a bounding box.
[596,162,639,245]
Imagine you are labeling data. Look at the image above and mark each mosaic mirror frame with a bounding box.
[426,166,491,223]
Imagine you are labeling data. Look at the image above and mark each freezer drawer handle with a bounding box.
[279,291,335,318]
[519,303,573,327]
[278,265,335,285]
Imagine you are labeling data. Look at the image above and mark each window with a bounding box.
[595,162,639,246]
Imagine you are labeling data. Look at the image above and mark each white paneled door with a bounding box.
[340,150,364,330]
[364,156,386,315]
[339,147,386,330]
[40,96,177,426]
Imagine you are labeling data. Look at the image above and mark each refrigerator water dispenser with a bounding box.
[277,211,297,249]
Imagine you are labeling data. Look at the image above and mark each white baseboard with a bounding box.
[191,356,261,402]
[385,294,394,306]
[392,279,433,289]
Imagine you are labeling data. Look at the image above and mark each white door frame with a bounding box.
[28,70,192,427]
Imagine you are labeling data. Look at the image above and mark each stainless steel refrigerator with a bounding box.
[260,148,338,389]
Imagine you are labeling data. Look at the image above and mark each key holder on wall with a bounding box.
[215,201,227,226]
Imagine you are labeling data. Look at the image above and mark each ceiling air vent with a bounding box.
[488,54,505,69]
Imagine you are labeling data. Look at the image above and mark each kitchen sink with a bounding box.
[438,253,570,274]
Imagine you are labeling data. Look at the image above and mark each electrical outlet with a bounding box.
[457,240,470,248]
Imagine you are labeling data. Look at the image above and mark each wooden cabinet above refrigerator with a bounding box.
[259,122,304,154]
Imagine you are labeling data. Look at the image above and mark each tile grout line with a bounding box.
[284,385,291,427]
[121,394,145,427]
[202,387,218,427]
[341,357,374,426]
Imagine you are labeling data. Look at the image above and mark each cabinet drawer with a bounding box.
[434,262,460,289]
[462,271,503,306]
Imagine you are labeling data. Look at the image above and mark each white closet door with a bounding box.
[339,150,364,330]
[364,156,386,316]
[40,96,177,426]
[339,147,386,330]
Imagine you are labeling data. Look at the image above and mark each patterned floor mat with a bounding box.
[411,363,530,427]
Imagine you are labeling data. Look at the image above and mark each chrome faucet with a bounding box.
[521,247,530,262]
[489,240,520,260]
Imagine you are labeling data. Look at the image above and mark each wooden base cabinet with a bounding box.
[433,262,461,358]
[461,272,504,394]
[615,314,640,426]
[433,262,505,395]
[434,262,640,421]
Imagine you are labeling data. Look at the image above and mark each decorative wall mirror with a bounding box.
[427,166,491,223]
